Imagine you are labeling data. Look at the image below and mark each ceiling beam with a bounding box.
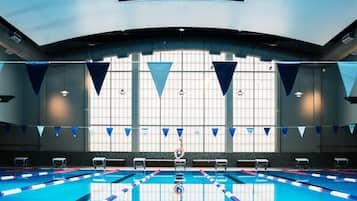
[321,26,357,61]
[0,21,47,60]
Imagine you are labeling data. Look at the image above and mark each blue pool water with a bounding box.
[0,169,357,201]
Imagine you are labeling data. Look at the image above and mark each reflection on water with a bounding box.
[90,183,274,201]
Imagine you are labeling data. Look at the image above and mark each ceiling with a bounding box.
[0,0,356,46]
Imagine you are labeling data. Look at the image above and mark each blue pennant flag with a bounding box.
[0,62,4,73]
[162,128,169,137]
[37,125,45,137]
[21,125,27,134]
[54,126,61,137]
[333,125,339,134]
[25,62,49,95]
[229,127,236,137]
[106,127,113,137]
[349,124,355,134]
[177,128,183,137]
[72,126,78,137]
[315,126,321,135]
[247,127,254,134]
[125,127,131,136]
[212,61,237,96]
[264,128,270,136]
[212,128,219,137]
[147,62,173,97]
[281,126,288,136]
[86,62,110,96]
[337,62,357,97]
[277,62,300,96]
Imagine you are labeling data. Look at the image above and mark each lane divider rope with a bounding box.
[284,170,357,183]
[240,170,357,200]
[0,169,120,197]
[105,169,160,201]
[200,170,240,201]
[0,168,80,181]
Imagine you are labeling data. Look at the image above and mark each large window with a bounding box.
[89,50,276,152]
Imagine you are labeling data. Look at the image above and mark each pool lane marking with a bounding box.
[240,170,357,200]
[200,170,240,201]
[284,170,357,183]
[105,169,160,201]
[0,169,120,197]
[0,168,80,181]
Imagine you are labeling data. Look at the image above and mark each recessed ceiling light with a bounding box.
[294,91,304,98]
[88,43,96,47]
[60,90,70,97]
[179,28,185,32]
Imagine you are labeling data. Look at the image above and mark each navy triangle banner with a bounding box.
[264,128,270,136]
[125,127,131,136]
[277,62,300,96]
[337,62,357,97]
[212,61,237,96]
[333,125,339,134]
[25,62,49,95]
[281,126,288,136]
[86,62,110,95]
[147,62,173,97]
[72,126,78,137]
[212,128,218,137]
[315,126,321,135]
[54,126,61,137]
[177,128,183,137]
[229,127,236,137]
[106,127,113,137]
[162,128,169,137]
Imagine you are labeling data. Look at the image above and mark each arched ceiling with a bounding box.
[0,0,356,46]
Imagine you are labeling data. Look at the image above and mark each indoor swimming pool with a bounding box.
[0,169,357,201]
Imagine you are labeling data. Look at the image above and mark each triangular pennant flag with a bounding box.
[162,128,169,137]
[247,127,254,134]
[333,125,339,134]
[281,126,288,136]
[106,127,113,137]
[212,61,237,96]
[298,126,306,138]
[37,125,45,137]
[264,128,270,136]
[141,127,149,135]
[348,124,355,134]
[177,128,183,137]
[0,62,4,73]
[147,62,173,97]
[125,127,131,137]
[88,127,95,135]
[21,125,27,134]
[72,126,78,137]
[315,126,321,135]
[25,62,49,95]
[86,62,110,95]
[277,62,300,96]
[212,128,219,137]
[54,126,61,137]
[229,127,236,137]
[337,62,357,97]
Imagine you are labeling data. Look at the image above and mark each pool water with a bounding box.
[0,169,357,201]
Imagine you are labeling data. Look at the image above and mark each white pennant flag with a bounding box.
[37,125,45,137]
[88,127,95,135]
[298,126,306,138]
